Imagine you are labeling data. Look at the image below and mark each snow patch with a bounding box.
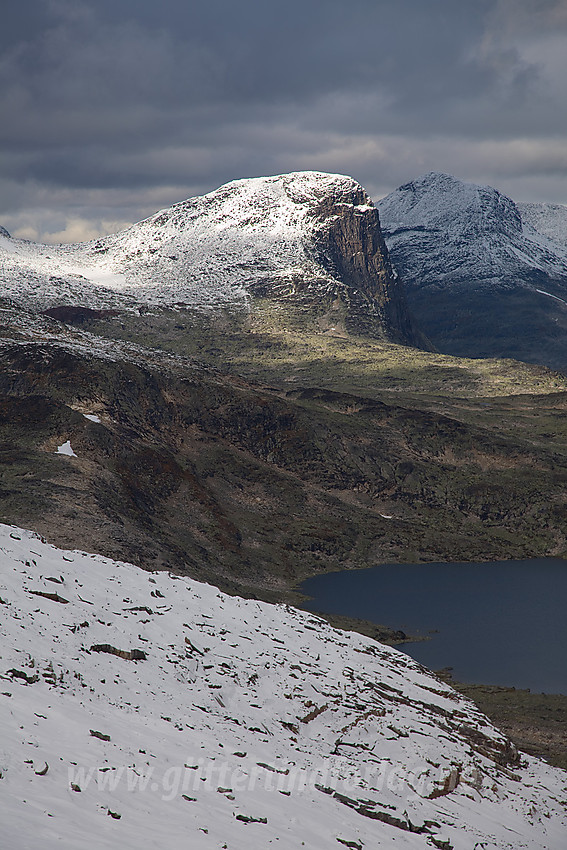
[56,440,77,457]
[535,289,567,306]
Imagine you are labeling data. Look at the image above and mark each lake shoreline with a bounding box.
[299,558,567,695]
[300,563,567,772]
[300,607,428,646]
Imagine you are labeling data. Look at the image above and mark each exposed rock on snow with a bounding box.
[0,524,566,849]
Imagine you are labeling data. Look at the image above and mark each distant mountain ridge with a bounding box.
[378,172,567,371]
[0,171,422,347]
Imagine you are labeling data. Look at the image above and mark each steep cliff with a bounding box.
[310,193,423,344]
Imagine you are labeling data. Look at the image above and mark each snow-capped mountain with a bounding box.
[378,172,567,285]
[377,173,567,370]
[1,523,566,849]
[0,172,420,346]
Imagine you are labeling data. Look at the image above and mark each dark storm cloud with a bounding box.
[2,1,492,137]
[1,0,566,241]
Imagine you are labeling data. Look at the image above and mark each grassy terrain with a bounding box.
[4,301,567,583]
[90,300,567,400]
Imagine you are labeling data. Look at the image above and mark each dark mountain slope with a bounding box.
[2,314,567,603]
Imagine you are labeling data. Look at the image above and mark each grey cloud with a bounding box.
[486,0,567,36]
[1,0,566,240]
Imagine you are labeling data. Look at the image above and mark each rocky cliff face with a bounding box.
[0,172,422,348]
[309,193,424,344]
[377,172,567,370]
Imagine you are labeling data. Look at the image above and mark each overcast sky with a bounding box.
[2,0,567,242]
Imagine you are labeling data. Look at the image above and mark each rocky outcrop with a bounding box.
[41,306,120,324]
[90,644,147,661]
[311,193,425,345]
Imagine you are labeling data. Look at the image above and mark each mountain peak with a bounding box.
[399,170,467,190]
[215,169,366,201]
[380,172,522,239]
[138,171,369,239]
[377,172,567,370]
[0,171,422,347]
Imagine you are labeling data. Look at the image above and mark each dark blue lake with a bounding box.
[301,559,567,695]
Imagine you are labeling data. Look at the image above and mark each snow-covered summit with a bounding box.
[378,171,567,285]
[379,172,522,239]
[0,171,377,310]
[1,523,566,849]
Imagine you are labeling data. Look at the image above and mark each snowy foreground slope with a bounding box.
[0,172,382,311]
[1,526,566,849]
